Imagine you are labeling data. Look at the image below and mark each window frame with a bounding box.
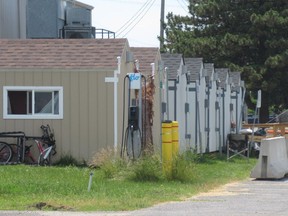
[3,86,63,119]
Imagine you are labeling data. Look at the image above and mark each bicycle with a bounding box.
[0,142,12,164]
[3,125,56,166]
[33,124,56,165]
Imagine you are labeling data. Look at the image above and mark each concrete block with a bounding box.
[250,136,288,179]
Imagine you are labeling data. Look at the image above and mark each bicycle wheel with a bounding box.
[0,142,12,164]
[9,144,20,163]
[38,153,50,166]
[38,145,52,166]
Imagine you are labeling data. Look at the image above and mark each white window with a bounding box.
[3,86,63,119]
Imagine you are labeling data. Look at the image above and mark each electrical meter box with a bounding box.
[128,73,141,89]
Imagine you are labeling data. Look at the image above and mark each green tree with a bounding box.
[163,0,288,122]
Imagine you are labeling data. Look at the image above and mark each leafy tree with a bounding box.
[162,0,288,122]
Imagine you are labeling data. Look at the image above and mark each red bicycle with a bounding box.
[1,125,56,165]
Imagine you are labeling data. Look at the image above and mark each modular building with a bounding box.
[0,38,134,162]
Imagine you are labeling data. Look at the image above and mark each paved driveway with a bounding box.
[1,177,288,216]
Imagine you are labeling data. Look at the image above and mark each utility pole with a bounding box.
[160,0,165,49]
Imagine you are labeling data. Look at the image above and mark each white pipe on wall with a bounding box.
[114,56,121,154]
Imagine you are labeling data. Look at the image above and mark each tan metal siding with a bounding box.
[70,71,80,159]
[61,71,71,155]
[88,72,98,159]
[0,65,132,162]
[79,71,89,160]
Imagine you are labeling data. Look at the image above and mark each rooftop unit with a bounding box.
[61,5,95,39]
[0,0,96,39]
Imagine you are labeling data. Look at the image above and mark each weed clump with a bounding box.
[54,154,82,167]
[89,149,198,182]
[130,154,162,181]
[89,148,127,179]
[171,153,196,182]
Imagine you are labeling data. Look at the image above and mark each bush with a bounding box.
[89,149,197,182]
[130,154,162,182]
[54,154,81,167]
[171,153,196,182]
[89,148,127,179]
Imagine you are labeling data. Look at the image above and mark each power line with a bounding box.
[116,0,155,37]
[116,0,152,35]
[176,0,188,13]
[121,0,156,38]
[118,0,157,38]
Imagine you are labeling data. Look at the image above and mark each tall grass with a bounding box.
[0,153,256,211]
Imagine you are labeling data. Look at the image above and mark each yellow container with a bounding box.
[162,121,172,177]
[172,121,179,157]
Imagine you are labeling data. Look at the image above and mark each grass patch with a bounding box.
[0,153,256,211]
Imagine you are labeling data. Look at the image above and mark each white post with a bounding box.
[151,63,155,79]
[105,57,121,157]
[114,56,121,155]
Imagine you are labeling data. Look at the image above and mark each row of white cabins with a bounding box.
[162,54,244,154]
[0,38,245,162]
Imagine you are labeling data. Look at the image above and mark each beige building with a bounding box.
[0,38,136,162]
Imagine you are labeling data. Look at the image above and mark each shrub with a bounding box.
[89,148,127,179]
[171,152,197,182]
[89,149,197,182]
[130,154,162,182]
[54,154,81,167]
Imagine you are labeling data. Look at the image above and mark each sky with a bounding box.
[79,0,189,47]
